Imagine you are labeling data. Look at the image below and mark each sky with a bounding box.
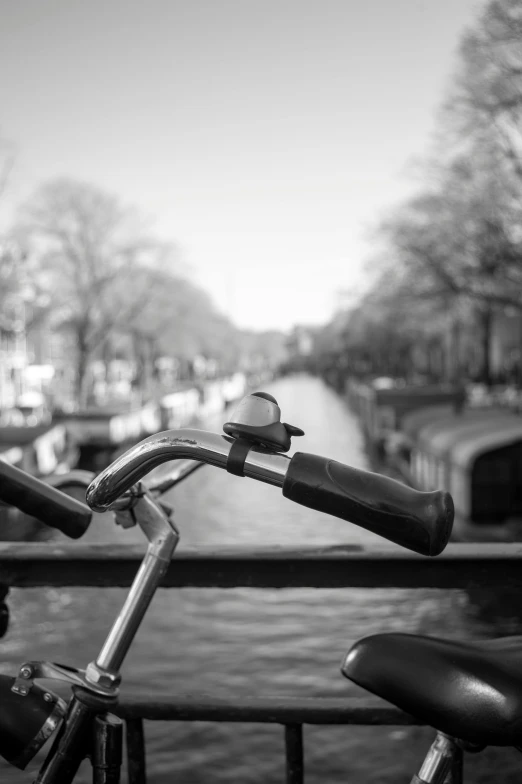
[0,0,481,332]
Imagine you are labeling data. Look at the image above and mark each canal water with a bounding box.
[1,375,520,783]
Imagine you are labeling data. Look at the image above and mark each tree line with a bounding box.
[1,175,284,407]
[315,0,522,389]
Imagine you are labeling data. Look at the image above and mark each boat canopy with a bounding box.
[417,411,515,458]
[451,420,522,470]
[401,404,459,439]
[0,423,69,475]
[404,407,522,523]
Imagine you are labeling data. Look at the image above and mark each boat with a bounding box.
[55,374,250,471]
[54,402,163,471]
[386,405,522,541]
[0,418,79,540]
[346,379,465,454]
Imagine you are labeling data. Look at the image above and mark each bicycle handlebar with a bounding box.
[0,460,92,539]
[283,453,453,556]
[86,428,453,556]
[86,429,289,508]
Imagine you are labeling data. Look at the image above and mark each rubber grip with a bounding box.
[0,461,92,539]
[283,453,454,556]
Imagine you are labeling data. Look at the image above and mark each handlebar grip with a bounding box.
[282,452,454,556]
[0,461,92,539]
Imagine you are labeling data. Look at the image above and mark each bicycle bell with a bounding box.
[0,675,66,769]
[223,391,304,452]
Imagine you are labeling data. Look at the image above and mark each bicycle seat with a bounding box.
[342,633,522,746]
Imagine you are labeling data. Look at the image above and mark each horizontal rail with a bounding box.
[0,542,520,588]
[115,694,421,725]
[120,696,431,784]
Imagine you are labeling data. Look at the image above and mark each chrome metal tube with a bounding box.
[86,429,290,512]
[89,495,179,678]
[94,544,173,675]
[413,734,458,784]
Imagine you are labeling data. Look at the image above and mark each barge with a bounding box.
[55,374,249,471]
[346,379,465,455]
[385,405,522,541]
[345,379,522,541]
[0,421,78,540]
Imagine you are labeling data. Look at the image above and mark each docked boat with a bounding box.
[346,379,465,453]
[54,402,164,471]
[55,373,250,471]
[0,419,79,540]
[387,405,522,540]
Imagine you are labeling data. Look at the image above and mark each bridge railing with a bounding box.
[0,541,515,783]
[0,541,518,589]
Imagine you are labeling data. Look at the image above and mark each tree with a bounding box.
[384,152,520,304]
[443,0,522,177]
[381,0,522,384]
[116,267,244,394]
[18,178,178,406]
[317,0,522,388]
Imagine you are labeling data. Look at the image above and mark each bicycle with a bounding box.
[0,391,454,782]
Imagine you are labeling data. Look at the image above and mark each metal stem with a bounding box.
[35,495,178,782]
[90,495,179,681]
[412,733,459,784]
[96,544,175,674]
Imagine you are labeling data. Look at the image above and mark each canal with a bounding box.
[0,375,518,783]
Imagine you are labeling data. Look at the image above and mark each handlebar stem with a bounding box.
[35,492,180,784]
[87,493,179,687]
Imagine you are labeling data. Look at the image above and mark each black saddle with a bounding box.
[342,633,522,746]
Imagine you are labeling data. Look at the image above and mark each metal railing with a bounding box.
[0,541,517,588]
[117,694,429,784]
[0,541,512,783]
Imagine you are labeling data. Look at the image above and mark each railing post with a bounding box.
[284,724,304,784]
[125,718,146,784]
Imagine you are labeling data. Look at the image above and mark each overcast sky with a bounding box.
[1,0,481,331]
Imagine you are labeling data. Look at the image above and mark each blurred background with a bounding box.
[1,0,522,781]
